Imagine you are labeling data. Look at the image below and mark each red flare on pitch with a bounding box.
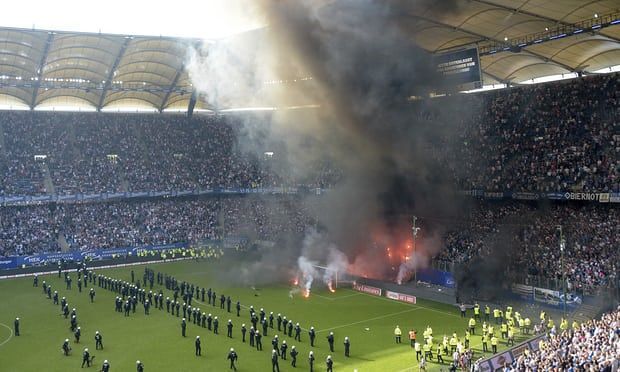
[327,282,336,293]
[293,277,299,286]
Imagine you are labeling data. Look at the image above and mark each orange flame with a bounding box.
[327,281,336,293]
[293,277,299,286]
[303,289,310,298]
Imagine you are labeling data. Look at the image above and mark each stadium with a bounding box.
[0,0,618,371]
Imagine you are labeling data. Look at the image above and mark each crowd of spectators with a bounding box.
[0,196,312,258]
[436,202,619,291]
[424,73,619,193]
[505,306,619,371]
[0,73,618,196]
[0,111,338,196]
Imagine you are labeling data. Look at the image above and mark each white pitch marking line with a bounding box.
[343,288,461,318]
[316,307,422,333]
[0,323,14,347]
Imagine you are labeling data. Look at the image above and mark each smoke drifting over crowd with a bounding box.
[188,0,468,288]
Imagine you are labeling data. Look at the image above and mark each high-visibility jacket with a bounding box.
[491,337,498,346]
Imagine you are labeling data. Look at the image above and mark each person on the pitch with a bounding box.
[344,336,350,357]
[394,325,402,343]
[95,331,103,349]
[75,326,81,343]
[294,323,301,341]
[326,355,334,372]
[227,348,238,371]
[236,301,241,317]
[14,317,19,336]
[195,336,201,356]
[81,348,91,367]
[241,324,247,342]
[89,288,96,303]
[136,360,144,372]
[62,338,71,356]
[290,345,298,367]
[249,327,255,347]
[271,350,280,372]
[213,316,219,334]
[256,330,263,351]
[101,359,110,372]
[227,319,234,338]
[280,340,288,360]
[327,331,335,352]
[309,351,315,372]
[309,326,316,347]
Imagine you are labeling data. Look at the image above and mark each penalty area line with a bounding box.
[0,323,14,347]
[316,307,422,333]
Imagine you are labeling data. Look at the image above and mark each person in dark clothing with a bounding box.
[101,359,110,372]
[213,317,219,334]
[344,336,350,357]
[249,327,256,347]
[62,339,71,356]
[74,327,81,343]
[95,331,103,349]
[290,345,298,367]
[271,350,280,372]
[181,318,187,337]
[280,340,288,360]
[241,324,247,342]
[136,360,144,372]
[309,351,315,372]
[81,348,91,367]
[14,317,19,336]
[326,356,333,372]
[195,336,201,356]
[272,335,280,356]
[227,348,238,371]
[227,319,234,338]
[236,301,241,317]
[255,330,263,351]
[309,327,316,347]
[327,332,335,352]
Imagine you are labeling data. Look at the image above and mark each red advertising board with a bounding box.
[386,290,416,304]
[353,283,382,296]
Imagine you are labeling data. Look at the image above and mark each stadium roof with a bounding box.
[0,0,619,111]
[393,0,620,85]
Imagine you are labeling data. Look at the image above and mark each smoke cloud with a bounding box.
[188,0,469,286]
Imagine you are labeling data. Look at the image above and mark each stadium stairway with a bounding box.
[58,233,71,252]
[0,122,6,158]
[41,161,56,194]
[570,303,600,324]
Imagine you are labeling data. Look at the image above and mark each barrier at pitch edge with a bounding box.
[386,290,416,304]
[476,333,547,371]
[460,190,619,203]
[511,284,581,310]
[0,242,187,270]
[353,283,382,296]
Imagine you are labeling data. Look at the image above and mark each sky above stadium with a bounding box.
[0,0,265,39]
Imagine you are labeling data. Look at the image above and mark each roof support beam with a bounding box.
[159,65,184,112]
[30,32,54,109]
[97,37,131,111]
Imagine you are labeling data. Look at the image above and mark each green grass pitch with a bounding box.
[0,259,528,371]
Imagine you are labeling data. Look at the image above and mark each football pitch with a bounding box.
[0,259,529,371]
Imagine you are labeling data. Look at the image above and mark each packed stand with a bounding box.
[0,111,340,196]
[436,202,619,292]
[0,196,312,257]
[508,306,619,371]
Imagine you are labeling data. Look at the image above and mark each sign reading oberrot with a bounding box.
[435,47,482,90]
